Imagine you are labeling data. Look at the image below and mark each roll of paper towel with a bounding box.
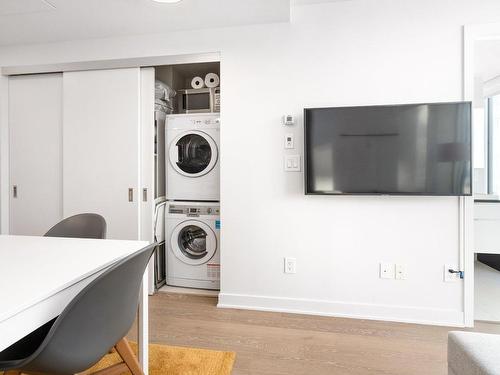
[191,76,205,89]
[205,73,220,88]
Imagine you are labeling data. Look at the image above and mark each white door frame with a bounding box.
[0,75,9,234]
[463,22,500,327]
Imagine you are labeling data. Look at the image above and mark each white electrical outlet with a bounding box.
[444,264,461,282]
[380,262,395,279]
[284,257,296,274]
[395,264,408,280]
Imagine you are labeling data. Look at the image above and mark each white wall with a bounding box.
[485,75,500,97]
[2,0,500,325]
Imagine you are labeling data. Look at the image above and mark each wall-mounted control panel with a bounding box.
[282,114,299,173]
[284,133,294,149]
[282,114,294,126]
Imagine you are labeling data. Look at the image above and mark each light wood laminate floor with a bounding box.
[135,292,500,375]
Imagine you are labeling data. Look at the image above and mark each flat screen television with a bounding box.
[304,102,472,196]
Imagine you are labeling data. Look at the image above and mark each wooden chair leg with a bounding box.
[114,337,144,375]
[88,362,128,375]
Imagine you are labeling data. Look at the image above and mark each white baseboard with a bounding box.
[218,293,465,327]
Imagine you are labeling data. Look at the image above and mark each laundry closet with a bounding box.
[6,55,221,294]
[152,62,221,292]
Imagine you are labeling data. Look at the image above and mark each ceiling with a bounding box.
[0,0,291,46]
[475,39,500,82]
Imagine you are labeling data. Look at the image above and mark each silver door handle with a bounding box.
[142,188,148,202]
[128,188,134,202]
[13,185,17,198]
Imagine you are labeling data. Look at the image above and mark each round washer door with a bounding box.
[169,131,218,178]
[170,220,217,265]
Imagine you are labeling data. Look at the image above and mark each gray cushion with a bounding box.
[448,331,500,375]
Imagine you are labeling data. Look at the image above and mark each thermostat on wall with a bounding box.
[282,115,294,126]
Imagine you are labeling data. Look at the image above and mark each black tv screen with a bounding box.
[304,102,472,196]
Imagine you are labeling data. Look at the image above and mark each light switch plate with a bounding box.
[284,155,301,171]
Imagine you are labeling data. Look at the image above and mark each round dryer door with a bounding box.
[169,131,218,178]
[171,220,217,265]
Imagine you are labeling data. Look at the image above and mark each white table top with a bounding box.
[0,235,149,326]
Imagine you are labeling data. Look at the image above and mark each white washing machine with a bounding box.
[166,201,220,290]
[166,113,220,201]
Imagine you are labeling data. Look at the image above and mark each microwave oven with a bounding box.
[177,87,220,113]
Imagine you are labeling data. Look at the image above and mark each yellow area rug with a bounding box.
[86,342,235,375]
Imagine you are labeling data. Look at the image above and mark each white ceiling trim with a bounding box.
[1,52,221,76]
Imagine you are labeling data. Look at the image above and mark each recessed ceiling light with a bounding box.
[152,0,182,3]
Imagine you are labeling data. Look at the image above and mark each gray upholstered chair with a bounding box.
[44,213,107,239]
[448,331,500,375]
[0,243,156,375]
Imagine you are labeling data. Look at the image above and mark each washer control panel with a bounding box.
[191,117,220,126]
[169,204,220,217]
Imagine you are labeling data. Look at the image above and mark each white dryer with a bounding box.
[166,113,220,201]
[166,201,220,290]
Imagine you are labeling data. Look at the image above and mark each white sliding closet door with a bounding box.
[139,67,156,295]
[9,74,63,235]
[63,68,141,240]
[140,67,155,243]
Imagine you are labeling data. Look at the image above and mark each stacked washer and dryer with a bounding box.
[165,112,221,290]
